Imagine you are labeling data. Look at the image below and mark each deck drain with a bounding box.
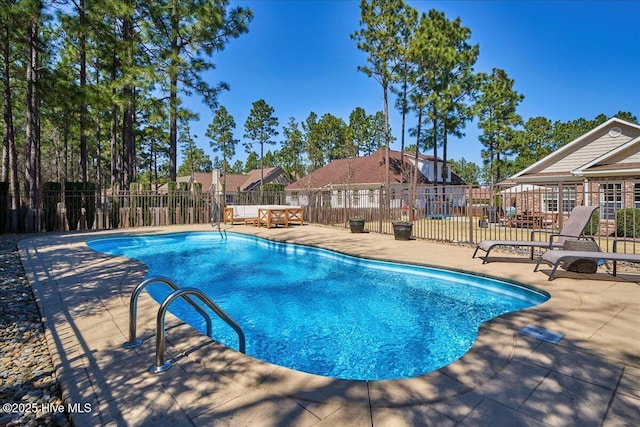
[519,325,563,344]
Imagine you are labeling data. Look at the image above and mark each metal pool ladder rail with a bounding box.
[123,276,213,349]
[150,287,246,373]
[123,277,246,374]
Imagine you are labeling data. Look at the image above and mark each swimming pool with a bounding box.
[88,232,549,380]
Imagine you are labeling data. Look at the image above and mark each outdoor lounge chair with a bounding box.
[534,249,640,280]
[472,205,599,264]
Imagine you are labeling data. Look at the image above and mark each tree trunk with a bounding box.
[95,63,102,211]
[410,108,423,221]
[432,118,438,185]
[168,9,179,182]
[110,50,119,191]
[79,0,88,187]
[2,22,20,231]
[121,10,134,189]
[25,12,40,232]
[169,75,178,182]
[382,80,390,218]
[399,71,408,203]
[1,24,9,183]
[442,131,448,184]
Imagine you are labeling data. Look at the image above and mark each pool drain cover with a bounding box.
[518,325,563,344]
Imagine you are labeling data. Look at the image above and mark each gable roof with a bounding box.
[164,167,288,193]
[509,117,640,182]
[286,149,463,190]
[158,172,213,192]
[190,172,213,191]
[573,135,640,177]
[220,167,288,191]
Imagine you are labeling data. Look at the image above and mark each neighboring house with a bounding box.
[213,166,291,204]
[157,172,214,193]
[213,167,290,193]
[502,117,640,220]
[285,149,465,212]
[465,187,494,216]
[162,167,291,202]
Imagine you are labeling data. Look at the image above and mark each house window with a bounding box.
[600,183,622,220]
[368,189,375,204]
[353,190,360,205]
[542,189,558,213]
[542,186,576,213]
[291,191,299,205]
[634,184,640,208]
[322,191,331,208]
[336,190,343,206]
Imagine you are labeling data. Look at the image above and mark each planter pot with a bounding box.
[349,218,366,233]
[392,222,413,240]
[478,220,488,228]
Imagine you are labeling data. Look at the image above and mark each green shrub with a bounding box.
[168,182,177,224]
[584,209,599,236]
[193,182,202,223]
[616,208,640,238]
[178,182,189,224]
[142,183,152,226]
[129,183,138,227]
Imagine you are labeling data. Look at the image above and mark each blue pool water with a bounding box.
[87,232,548,380]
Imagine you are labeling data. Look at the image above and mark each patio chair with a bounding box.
[472,205,599,264]
[534,249,640,281]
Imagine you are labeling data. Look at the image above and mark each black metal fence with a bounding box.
[4,180,640,254]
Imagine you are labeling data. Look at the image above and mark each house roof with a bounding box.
[159,167,287,193]
[221,173,248,191]
[190,172,213,191]
[286,149,463,190]
[509,117,640,182]
[158,172,213,192]
[573,135,640,177]
[222,167,285,191]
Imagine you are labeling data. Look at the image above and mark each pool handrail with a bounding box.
[123,276,212,349]
[150,287,246,373]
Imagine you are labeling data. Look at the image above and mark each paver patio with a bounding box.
[18,224,640,426]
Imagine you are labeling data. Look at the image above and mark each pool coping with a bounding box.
[19,224,640,426]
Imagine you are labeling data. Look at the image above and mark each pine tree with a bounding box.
[243,99,279,188]
[207,105,238,197]
[476,68,524,184]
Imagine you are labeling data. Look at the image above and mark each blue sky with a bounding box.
[187,0,640,168]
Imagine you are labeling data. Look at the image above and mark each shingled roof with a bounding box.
[221,167,286,191]
[286,149,464,190]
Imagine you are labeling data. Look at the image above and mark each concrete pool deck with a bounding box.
[18,224,639,426]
